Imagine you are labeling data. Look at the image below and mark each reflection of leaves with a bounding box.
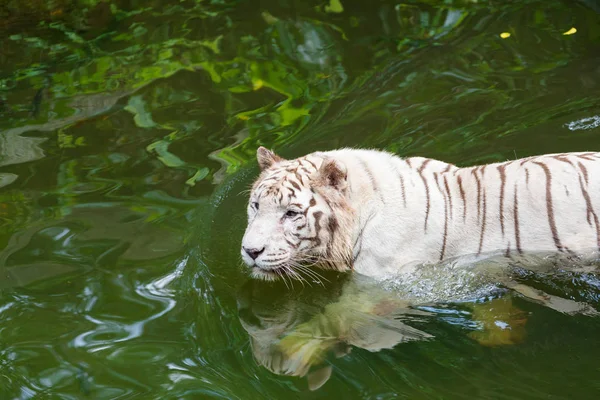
[125,95,158,129]
[2,0,598,183]
[185,167,210,186]
[57,129,86,148]
[48,22,87,44]
[146,140,186,168]
[325,0,344,14]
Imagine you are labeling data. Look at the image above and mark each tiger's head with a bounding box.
[241,147,354,280]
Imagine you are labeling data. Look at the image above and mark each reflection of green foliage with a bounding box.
[57,129,86,148]
[125,93,212,185]
[325,0,345,14]
[0,191,30,246]
[1,0,598,220]
[125,95,159,129]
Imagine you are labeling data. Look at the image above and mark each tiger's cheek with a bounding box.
[283,216,304,230]
[294,217,308,236]
[286,218,306,246]
[275,223,287,236]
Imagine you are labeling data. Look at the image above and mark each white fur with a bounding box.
[328,149,600,278]
[242,148,600,280]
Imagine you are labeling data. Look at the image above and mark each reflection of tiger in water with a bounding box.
[241,147,600,280]
[236,276,433,390]
[237,265,600,391]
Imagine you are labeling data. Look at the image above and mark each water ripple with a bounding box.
[565,115,600,131]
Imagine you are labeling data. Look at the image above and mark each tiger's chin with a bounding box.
[249,257,347,283]
[250,265,291,281]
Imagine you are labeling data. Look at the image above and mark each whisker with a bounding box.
[286,268,295,289]
[292,267,318,287]
[295,255,342,265]
[304,266,329,284]
[283,267,295,289]
[292,258,333,277]
[290,263,327,286]
[276,269,290,289]
[290,265,314,287]
[302,270,327,286]
[284,266,306,288]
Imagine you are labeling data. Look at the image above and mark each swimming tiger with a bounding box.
[241,147,600,280]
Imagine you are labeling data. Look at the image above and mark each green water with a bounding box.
[2,0,600,398]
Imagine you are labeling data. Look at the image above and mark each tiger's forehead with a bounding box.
[252,156,322,204]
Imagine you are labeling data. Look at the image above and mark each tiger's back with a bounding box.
[434,153,600,261]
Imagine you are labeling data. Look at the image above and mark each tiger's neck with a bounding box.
[333,151,459,277]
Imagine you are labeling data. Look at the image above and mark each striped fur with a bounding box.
[241,147,600,280]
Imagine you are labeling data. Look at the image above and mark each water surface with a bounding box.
[2,0,600,398]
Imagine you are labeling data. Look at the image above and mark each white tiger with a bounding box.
[241,147,600,280]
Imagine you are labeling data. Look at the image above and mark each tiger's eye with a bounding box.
[285,210,299,218]
[252,202,259,210]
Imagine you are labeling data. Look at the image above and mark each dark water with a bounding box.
[2,0,600,398]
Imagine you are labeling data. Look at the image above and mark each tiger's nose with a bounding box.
[243,246,265,260]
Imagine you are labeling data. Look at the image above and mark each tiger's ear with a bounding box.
[257,146,283,170]
[318,158,347,191]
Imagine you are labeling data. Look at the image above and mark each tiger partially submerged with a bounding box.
[241,147,600,280]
